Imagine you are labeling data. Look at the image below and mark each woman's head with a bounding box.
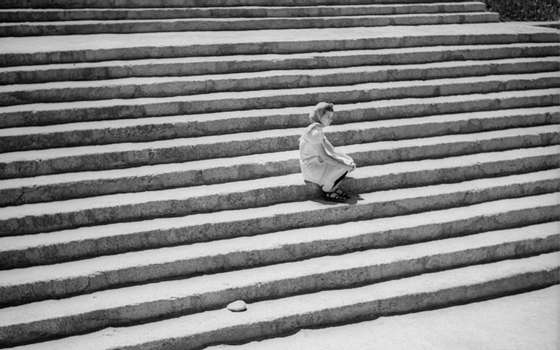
[309,102,334,126]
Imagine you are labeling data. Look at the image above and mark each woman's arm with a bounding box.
[307,125,353,169]
[319,140,354,170]
[322,138,355,168]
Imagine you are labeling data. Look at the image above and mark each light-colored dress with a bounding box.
[299,123,354,192]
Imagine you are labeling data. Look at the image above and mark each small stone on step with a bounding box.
[227,300,247,312]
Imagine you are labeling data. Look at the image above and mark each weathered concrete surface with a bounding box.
[0,188,557,270]
[0,3,558,348]
[1,90,556,151]
[0,0,496,8]
[1,153,559,300]
[208,284,560,350]
[1,206,558,315]
[5,252,559,350]
[0,133,560,236]
[0,13,499,36]
[1,117,558,179]
[0,3,487,21]
[0,23,557,66]
[1,71,558,129]
[2,57,557,106]
[2,43,557,85]
[0,120,558,207]
[0,223,558,346]
[0,162,558,245]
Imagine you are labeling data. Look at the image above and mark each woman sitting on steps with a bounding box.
[299,102,356,202]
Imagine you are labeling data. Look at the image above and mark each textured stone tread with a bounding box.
[1,57,557,106]
[0,3,487,21]
[0,92,558,152]
[0,13,500,36]
[0,0,498,9]
[1,71,558,128]
[0,162,558,235]
[0,110,558,206]
[1,201,557,308]
[3,251,558,349]
[1,187,557,268]
[1,23,557,66]
[2,43,558,85]
[0,117,557,179]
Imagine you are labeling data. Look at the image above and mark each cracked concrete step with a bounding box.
[1,24,557,66]
[0,234,558,348]
[2,43,558,85]
[0,0,495,9]
[1,90,558,152]
[2,57,557,107]
[9,252,559,350]
[0,110,558,207]
[0,145,558,236]
[0,3,488,22]
[0,13,499,36]
[2,71,558,129]
[1,109,558,180]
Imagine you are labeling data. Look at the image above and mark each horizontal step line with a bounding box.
[0,230,557,347]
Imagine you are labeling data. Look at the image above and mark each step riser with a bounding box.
[0,14,499,36]
[3,192,558,270]
[4,44,558,85]
[0,113,558,207]
[165,269,560,350]
[2,74,558,130]
[2,90,557,145]
[0,0,492,9]
[2,59,556,106]
[0,4,488,21]
[2,32,557,67]
[1,156,558,236]
[2,109,558,180]
[2,234,558,346]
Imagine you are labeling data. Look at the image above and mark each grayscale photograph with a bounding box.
[0,0,559,349]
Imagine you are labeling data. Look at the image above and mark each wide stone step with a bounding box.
[1,90,558,152]
[2,57,557,106]
[3,43,558,85]
[0,2,488,21]
[0,0,493,9]
[0,110,557,207]
[2,71,558,129]
[1,102,558,179]
[1,195,557,307]
[0,169,557,267]
[0,13,499,36]
[1,243,558,348]
[219,284,558,350]
[19,253,560,350]
[0,144,558,234]
[1,24,556,66]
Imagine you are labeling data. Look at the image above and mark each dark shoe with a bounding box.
[323,190,348,202]
[334,188,350,199]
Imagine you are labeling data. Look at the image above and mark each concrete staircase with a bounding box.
[0,1,500,35]
[0,0,559,348]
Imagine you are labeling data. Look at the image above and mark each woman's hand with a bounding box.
[343,160,356,172]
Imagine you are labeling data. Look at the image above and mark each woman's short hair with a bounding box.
[309,102,334,124]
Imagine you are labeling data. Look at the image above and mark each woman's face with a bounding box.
[320,110,334,126]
